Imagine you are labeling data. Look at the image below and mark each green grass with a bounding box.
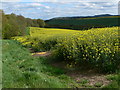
[103,73,120,88]
[0,40,2,89]
[2,40,80,88]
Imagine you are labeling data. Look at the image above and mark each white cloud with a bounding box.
[83,2,90,6]
[106,3,113,6]
[2,0,119,4]
[45,6,50,8]
[44,9,51,12]
[30,3,42,6]
[33,0,118,3]
[1,0,21,2]
[1,1,118,20]
[80,2,97,8]
[37,7,41,9]
[28,3,50,8]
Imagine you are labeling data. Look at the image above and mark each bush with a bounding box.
[1,10,45,39]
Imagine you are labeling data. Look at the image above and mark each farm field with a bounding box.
[2,40,119,88]
[13,27,119,73]
[1,1,120,89]
[4,40,119,88]
[2,27,119,88]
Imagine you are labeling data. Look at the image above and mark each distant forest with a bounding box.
[45,15,120,30]
[1,10,45,39]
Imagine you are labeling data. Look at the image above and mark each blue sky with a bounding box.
[1,0,119,20]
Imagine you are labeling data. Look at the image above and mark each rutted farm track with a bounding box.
[30,48,112,88]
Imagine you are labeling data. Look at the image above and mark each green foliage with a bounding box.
[45,16,120,30]
[103,73,120,88]
[79,79,89,85]
[2,13,27,39]
[2,10,45,39]
[94,82,103,87]
[25,27,30,35]
[13,27,120,73]
[2,40,80,88]
[37,19,45,28]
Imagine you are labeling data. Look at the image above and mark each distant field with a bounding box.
[13,27,119,73]
[45,16,120,30]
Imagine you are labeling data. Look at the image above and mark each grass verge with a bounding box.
[2,40,79,88]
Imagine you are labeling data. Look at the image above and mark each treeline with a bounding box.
[45,16,120,30]
[1,10,45,39]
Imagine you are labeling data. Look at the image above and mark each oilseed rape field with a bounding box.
[13,27,119,73]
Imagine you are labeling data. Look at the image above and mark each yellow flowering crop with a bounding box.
[13,27,119,72]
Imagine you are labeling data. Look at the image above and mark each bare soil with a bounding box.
[32,51,51,57]
[52,61,111,87]
[31,49,111,87]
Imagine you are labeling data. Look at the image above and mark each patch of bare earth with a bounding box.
[29,48,111,87]
[32,51,51,57]
[52,62,111,87]
[67,70,111,87]
[29,48,51,57]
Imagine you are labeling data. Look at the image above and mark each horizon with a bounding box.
[0,1,119,20]
[1,11,118,20]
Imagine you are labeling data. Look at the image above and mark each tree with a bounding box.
[37,19,45,28]
[1,10,45,39]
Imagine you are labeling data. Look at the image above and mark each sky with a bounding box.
[0,0,119,20]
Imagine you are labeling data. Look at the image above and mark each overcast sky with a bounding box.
[0,0,119,20]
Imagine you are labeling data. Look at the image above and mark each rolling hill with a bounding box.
[45,14,120,30]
